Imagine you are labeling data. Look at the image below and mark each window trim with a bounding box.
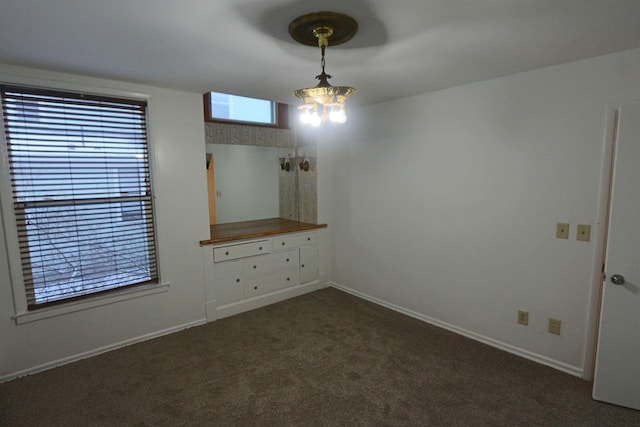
[0,80,162,315]
[11,282,170,325]
[203,92,289,129]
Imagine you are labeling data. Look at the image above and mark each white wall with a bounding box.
[326,48,640,377]
[0,65,210,380]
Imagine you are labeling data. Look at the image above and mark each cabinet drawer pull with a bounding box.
[236,278,240,283]
[307,237,311,241]
[253,265,257,269]
[281,242,286,246]
[286,258,290,262]
[225,251,229,256]
[254,286,258,290]
[259,246,263,250]
[286,277,290,281]
[301,264,305,268]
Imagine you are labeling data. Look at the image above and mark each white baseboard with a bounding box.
[216,281,326,319]
[4,283,580,383]
[329,282,583,378]
[1,318,206,383]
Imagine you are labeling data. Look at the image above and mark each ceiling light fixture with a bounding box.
[289,12,358,127]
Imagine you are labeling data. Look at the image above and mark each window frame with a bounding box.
[0,82,162,317]
[203,92,289,129]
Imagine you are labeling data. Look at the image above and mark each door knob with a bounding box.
[610,274,626,285]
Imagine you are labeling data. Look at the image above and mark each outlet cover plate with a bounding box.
[548,318,561,335]
[517,310,529,326]
[577,224,591,242]
[556,223,570,239]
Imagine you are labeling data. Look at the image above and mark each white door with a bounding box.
[592,103,640,410]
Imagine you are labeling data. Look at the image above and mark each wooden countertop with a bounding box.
[200,218,327,245]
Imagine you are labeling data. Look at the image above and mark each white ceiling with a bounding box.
[1,0,639,106]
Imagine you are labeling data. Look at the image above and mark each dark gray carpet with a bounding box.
[1,287,639,426]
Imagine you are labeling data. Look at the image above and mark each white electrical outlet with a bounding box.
[548,318,561,335]
[517,310,529,326]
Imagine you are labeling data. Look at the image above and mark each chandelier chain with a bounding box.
[320,45,326,73]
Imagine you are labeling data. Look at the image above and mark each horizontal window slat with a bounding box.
[17,236,157,253]
[4,115,147,126]
[7,142,147,151]
[16,227,156,242]
[4,107,146,121]
[14,195,152,208]
[22,259,158,275]
[10,163,146,171]
[22,268,157,281]
[4,130,148,141]
[22,257,158,271]
[14,216,154,228]
[23,260,157,277]
[11,189,150,197]
[18,240,157,257]
[1,86,147,108]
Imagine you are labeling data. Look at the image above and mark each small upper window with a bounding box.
[204,92,288,129]
[209,92,275,125]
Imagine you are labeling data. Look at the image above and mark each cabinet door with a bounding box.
[300,245,319,284]
[213,260,243,306]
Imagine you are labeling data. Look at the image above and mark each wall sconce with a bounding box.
[279,157,291,172]
[298,157,310,171]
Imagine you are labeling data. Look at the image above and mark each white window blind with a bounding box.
[1,85,158,309]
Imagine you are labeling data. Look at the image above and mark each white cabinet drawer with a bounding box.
[272,232,317,251]
[244,268,300,298]
[213,240,269,262]
[242,250,299,275]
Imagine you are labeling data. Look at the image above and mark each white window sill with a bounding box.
[12,282,170,325]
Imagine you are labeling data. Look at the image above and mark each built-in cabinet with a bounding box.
[203,230,320,320]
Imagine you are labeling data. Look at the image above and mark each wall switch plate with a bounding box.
[556,223,570,239]
[577,224,591,242]
[517,310,529,326]
[548,318,561,335]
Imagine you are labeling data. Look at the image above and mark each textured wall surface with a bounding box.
[204,122,294,148]
[296,130,318,224]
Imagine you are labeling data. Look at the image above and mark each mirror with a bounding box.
[205,143,298,224]
[203,120,316,226]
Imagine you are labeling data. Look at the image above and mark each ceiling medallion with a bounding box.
[289,12,357,126]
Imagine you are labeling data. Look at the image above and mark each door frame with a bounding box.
[582,106,621,381]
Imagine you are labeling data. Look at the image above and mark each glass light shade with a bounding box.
[310,111,321,126]
[329,108,347,123]
[294,85,354,126]
[300,110,311,124]
[294,85,355,106]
